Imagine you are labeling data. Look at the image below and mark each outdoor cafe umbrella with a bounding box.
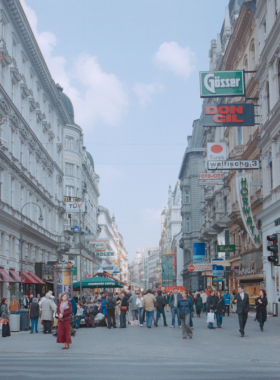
[73,276,124,289]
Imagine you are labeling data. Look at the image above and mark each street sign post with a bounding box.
[200,70,245,98]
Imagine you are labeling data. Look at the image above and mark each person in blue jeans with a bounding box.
[206,290,217,329]
[142,290,157,328]
[75,302,84,328]
[215,291,225,328]
[169,288,182,328]
[29,298,40,334]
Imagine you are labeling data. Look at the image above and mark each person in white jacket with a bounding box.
[201,291,208,313]
[136,292,144,327]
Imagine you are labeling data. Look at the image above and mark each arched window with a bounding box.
[244,55,248,71]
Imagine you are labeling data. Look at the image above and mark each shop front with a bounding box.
[235,250,264,305]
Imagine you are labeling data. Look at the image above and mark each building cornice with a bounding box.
[5,0,72,125]
[178,148,204,180]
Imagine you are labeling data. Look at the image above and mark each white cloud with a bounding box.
[20,0,128,129]
[153,41,196,79]
[133,82,165,106]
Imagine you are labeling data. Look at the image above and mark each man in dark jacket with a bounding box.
[169,288,182,328]
[105,292,117,329]
[234,286,249,337]
[206,290,217,329]
[155,290,168,327]
[164,292,170,312]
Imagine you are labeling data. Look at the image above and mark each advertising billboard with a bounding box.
[66,202,85,213]
[200,70,245,98]
[193,242,206,262]
[203,104,255,127]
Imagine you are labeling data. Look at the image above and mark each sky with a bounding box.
[21,0,228,261]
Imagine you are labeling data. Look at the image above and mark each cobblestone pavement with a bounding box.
[1,311,279,379]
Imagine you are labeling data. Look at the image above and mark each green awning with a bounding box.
[73,276,123,289]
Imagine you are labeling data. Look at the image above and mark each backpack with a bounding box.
[106,298,115,310]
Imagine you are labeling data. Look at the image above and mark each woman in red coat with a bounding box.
[57,293,72,349]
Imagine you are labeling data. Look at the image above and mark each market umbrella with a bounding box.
[73,276,123,289]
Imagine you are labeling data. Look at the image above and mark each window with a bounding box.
[186,215,191,232]
[244,56,248,71]
[11,129,14,155]
[65,137,73,150]
[10,177,14,207]
[66,185,74,197]
[66,163,74,176]
[278,61,280,98]
[266,82,270,114]
[185,190,190,204]
[20,141,23,164]
[20,186,24,210]
[0,168,2,201]
[251,43,255,69]
[237,127,243,145]
[268,153,273,190]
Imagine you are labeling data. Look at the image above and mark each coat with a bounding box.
[156,295,165,310]
[30,302,40,319]
[178,298,192,315]
[1,304,10,320]
[9,300,20,313]
[128,294,138,310]
[223,292,231,306]
[215,297,225,315]
[142,294,156,312]
[206,295,217,312]
[57,302,72,344]
[234,293,249,314]
[41,294,57,321]
[195,297,203,312]
[255,296,267,323]
[164,294,170,304]
[169,293,182,308]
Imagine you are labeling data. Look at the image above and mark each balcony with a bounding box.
[212,212,230,233]
[199,220,218,241]
[204,187,215,201]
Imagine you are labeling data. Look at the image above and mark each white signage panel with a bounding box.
[207,142,227,161]
[65,202,85,213]
[208,160,260,170]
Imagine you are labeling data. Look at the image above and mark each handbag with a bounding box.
[207,312,215,323]
[120,306,127,311]
[0,318,8,325]
[179,311,186,319]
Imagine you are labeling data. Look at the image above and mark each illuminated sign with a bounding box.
[203,104,255,127]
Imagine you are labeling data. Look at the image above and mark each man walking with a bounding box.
[201,291,207,313]
[142,289,156,328]
[41,293,56,334]
[128,291,138,321]
[206,289,217,329]
[223,289,231,316]
[169,288,182,328]
[155,290,168,327]
[234,286,249,337]
[105,292,117,329]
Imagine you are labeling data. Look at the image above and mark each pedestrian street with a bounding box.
[1,312,280,380]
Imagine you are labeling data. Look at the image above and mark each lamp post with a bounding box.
[19,202,43,330]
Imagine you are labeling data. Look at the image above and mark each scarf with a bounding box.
[60,301,69,315]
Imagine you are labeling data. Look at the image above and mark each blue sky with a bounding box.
[22,0,228,260]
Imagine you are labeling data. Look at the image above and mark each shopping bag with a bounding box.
[207,312,214,323]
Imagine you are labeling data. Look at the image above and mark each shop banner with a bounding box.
[203,104,254,127]
[200,70,245,98]
[217,245,235,252]
[193,242,206,262]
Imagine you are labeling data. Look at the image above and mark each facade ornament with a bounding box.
[0,39,12,67]
[36,110,45,123]
[48,130,55,141]
[56,143,63,153]
[0,97,10,115]
[42,121,51,132]
[9,113,19,128]
[20,83,31,99]
[19,126,28,140]
[29,98,38,112]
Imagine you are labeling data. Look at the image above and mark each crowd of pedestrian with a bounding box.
[0,285,268,344]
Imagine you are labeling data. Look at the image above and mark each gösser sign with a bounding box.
[203,104,255,127]
[200,71,245,98]
[65,202,85,213]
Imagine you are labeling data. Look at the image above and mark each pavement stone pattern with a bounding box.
[1,311,280,379]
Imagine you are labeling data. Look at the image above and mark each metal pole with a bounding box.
[20,211,23,309]
[79,208,83,302]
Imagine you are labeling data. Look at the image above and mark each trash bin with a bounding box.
[273,302,278,317]
[9,314,20,332]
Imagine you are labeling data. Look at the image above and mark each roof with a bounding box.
[86,151,94,170]
[56,84,75,123]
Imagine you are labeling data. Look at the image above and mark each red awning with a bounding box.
[0,268,15,282]
[19,271,38,284]
[9,270,21,283]
[28,272,45,285]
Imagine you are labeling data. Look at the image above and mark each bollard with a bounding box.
[272,302,278,317]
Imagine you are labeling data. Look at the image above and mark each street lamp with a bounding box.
[19,202,43,330]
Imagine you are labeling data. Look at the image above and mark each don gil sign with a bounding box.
[200,71,245,98]
[202,104,255,127]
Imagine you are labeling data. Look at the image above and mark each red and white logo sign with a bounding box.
[207,142,227,161]
[188,264,212,272]
[198,173,224,179]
